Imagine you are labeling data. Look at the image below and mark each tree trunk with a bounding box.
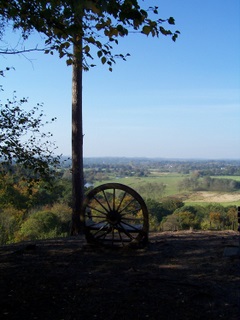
[71,39,85,235]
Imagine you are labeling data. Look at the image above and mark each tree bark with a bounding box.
[71,39,84,235]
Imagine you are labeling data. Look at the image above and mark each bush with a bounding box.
[18,211,62,241]
[49,203,72,233]
[0,207,24,244]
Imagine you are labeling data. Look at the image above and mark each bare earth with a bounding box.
[0,231,239,320]
[186,191,240,203]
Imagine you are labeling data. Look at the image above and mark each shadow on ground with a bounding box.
[0,231,239,320]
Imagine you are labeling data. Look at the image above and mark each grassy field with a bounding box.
[95,173,240,206]
[96,174,183,195]
[185,200,240,207]
[213,175,240,181]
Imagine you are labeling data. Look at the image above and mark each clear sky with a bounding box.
[1,0,240,159]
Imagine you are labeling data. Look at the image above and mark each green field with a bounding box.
[96,173,183,194]
[94,173,240,206]
[213,175,240,181]
[184,200,240,207]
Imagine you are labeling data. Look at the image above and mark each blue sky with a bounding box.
[1,0,240,159]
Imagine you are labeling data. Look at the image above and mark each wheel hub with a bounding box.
[107,210,121,225]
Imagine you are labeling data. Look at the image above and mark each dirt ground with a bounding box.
[0,231,239,320]
[186,191,240,203]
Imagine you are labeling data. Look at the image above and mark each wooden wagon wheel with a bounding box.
[83,183,149,247]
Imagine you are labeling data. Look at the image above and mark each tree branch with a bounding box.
[0,47,46,54]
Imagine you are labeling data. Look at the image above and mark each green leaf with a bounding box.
[142,26,151,36]
[84,45,90,53]
[59,51,65,58]
[66,59,72,66]
[168,17,175,25]
[97,50,102,58]
[101,57,107,65]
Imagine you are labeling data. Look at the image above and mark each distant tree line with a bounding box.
[83,158,240,176]
[178,176,240,192]
[83,166,149,184]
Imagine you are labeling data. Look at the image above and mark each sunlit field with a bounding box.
[94,173,240,206]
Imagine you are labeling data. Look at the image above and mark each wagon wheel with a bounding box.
[83,183,149,247]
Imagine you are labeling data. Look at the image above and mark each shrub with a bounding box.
[18,211,61,241]
[0,207,24,244]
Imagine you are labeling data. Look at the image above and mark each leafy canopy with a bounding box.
[0,0,180,70]
[0,91,60,182]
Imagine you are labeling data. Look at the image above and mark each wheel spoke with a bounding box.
[92,222,109,236]
[92,195,110,214]
[111,226,115,245]
[94,231,108,240]
[95,227,111,239]
[116,191,127,212]
[118,225,135,240]
[122,217,143,222]
[86,204,108,216]
[120,220,142,232]
[118,198,138,214]
[87,214,106,219]
[102,190,112,211]
[113,188,116,211]
[87,218,108,227]
[117,229,125,246]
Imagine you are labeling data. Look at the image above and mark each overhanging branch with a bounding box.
[0,47,46,54]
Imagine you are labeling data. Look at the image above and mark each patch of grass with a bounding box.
[212,176,240,181]
[185,201,240,207]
